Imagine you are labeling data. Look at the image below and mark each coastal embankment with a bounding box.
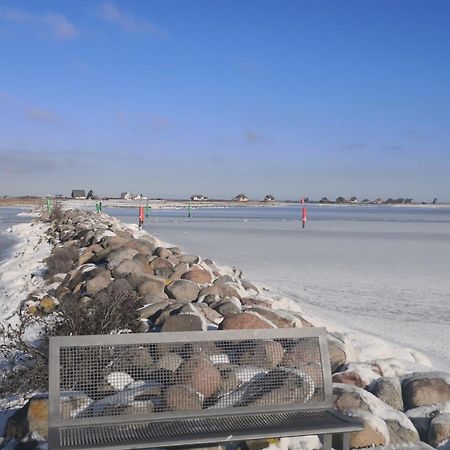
[1,209,450,449]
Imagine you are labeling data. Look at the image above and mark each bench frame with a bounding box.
[49,327,363,450]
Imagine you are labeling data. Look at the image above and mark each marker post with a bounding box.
[301,198,307,229]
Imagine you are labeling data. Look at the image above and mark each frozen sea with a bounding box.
[107,205,450,371]
[0,208,30,263]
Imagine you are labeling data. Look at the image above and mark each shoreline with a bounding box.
[2,198,450,210]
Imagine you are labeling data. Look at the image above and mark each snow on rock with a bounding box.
[334,383,420,445]
[106,372,135,391]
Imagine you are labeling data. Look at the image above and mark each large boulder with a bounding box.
[163,385,202,411]
[161,313,206,332]
[112,259,147,279]
[5,395,49,440]
[85,274,111,295]
[219,312,276,330]
[334,384,419,447]
[165,280,200,302]
[176,356,221,397]
[402,372,450,410]
[138,278,166,296]
[429,413,450,448]
[181,270,212,284]
[371,377,403,411]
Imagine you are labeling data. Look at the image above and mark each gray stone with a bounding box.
[156,353,184,372]
[161,314,205,332]
[165,280,200,302]
[371,377,403,410]
[180,254,200,265]
[139,301,170,319]
[154,267,175,279]
[112,259,146,278]
[402,372,450,409]
[429,413,450,447]
[154,247,173,258]
[85,275,111,295]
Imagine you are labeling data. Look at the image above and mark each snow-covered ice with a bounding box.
[108,204,450,372]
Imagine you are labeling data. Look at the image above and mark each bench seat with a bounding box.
[53,409,362,450]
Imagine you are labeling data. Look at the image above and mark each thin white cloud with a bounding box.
[244,130,263,143]
[26,107,56,123]
[98,1,165,36]
[0,7,78,40]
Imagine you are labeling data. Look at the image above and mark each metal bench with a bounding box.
[48,327,363,450]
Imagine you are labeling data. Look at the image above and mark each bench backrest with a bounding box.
[49,328,332,429]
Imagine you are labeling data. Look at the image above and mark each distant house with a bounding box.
[71,190,86,199]
[135,194,147,200]
[350,196,358,203]
[234,194,249,202]
[264,194,275,202]
[86,190,95,200]
[336,196,347,204]
[319,197,331,204]
[373,198,383,205]
[361,199,370,204]
[191,194,208,201]
[120,192,133,200]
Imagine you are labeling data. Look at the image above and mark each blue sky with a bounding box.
[1,0,449,200]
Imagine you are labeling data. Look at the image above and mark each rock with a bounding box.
[240,279,260,293]
[39,295,57,314]
[6,395,49,440]
[154,247,173,258]
[180,254,200,265]
[78,249,94,266]
[107,247,138,265]
[371,377,403,410]
[429,413,450,447]
[177,356,221,397]
[112,259,146,278]
[161,314,206,332]
[150,257,174,271]
[216,282,244,300]
[332,371,366,388]
[139,301,170,319]
[163,385,203,411]
[245,306,296,328]
[126,272,161,289]
[327,335,347,372]
[241,297,272,308]
[402,372,450,409]
[85,275,111,295]
[344,411,387,448]
[165,280,200,302]
[173,262,190,273]
[406,403,449,442]
[106,278,133,297]
[213,275,235,286]
[214,298,242,316]
[181,270,212,284]
[154,267,175,279]
[334,384,419,446]
[195,303,223,324]
[238,340,284,369]
[157,353,184,372]
[219,312,276,330]
[122,238,156,254]
[237,367,315,406]
[138,278,166,296]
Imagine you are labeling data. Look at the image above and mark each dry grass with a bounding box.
[0,197,45,207]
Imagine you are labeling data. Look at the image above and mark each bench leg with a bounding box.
[322,433,332,450]
[340,432,350,450]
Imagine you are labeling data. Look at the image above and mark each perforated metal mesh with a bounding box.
[58,336,324,421]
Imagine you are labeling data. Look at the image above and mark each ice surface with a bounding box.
[107,205,450,371]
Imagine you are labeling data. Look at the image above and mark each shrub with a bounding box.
[0,289,141,395]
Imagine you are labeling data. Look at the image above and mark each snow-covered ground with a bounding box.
[0,209,51,322]
[108,205,450,372]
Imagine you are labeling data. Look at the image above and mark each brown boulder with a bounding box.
[238,340,284,369]
[332,371,366,388]
[162,385,203,411]
[402,373,450,409]
[181,270,212,284]
[219,312,275,330]
[177,356,221,397]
